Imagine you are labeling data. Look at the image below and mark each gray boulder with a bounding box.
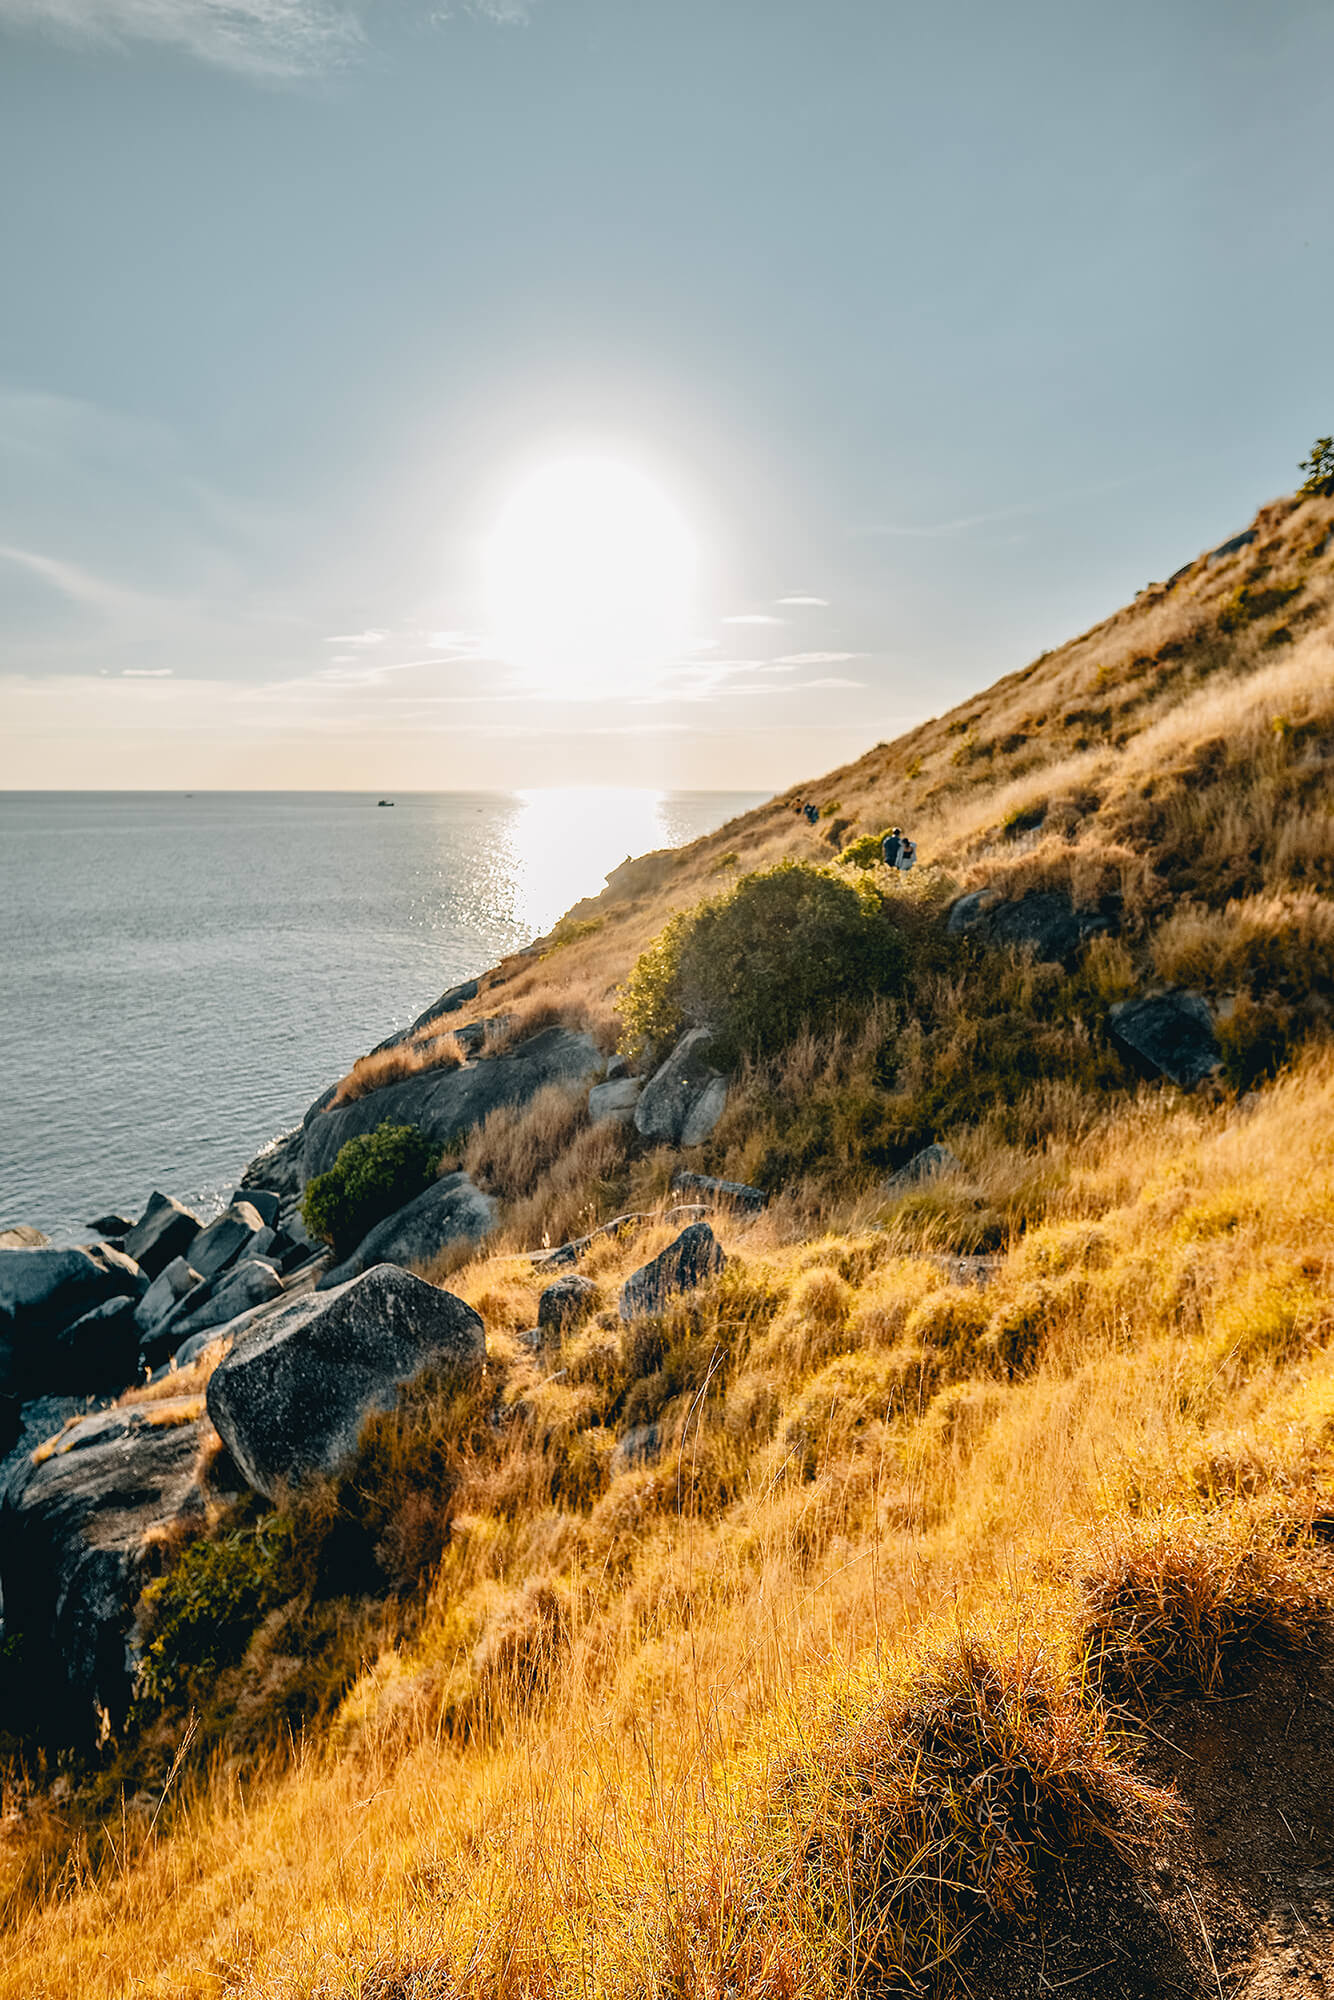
[884,1143,965,1192]
[368,975,481,1057]
[1108,990,1222,1089]
[619,1221,727,1321]
[0,1246,143,1394]
[634,1029,728,1148]
[231,1186,281,1230]
[87,1212,136,1237]
[946,888,1111,965]
[187,1200,267,1284]
[604,1053,633,1082]
[538,1274,600,1337]
[134,1257,204,1340]
[0,1226,49,1249]
[588,1077,642,1125]
[670,1171,767,1215]
[301,1025,602,1184]
[54,1296,141,1394]
[317,1171,496,1290]
[151,1258,285,1358]
[1,1400,204,1738]
[239,1125,305,1205]
[123,1192,202,1280]
[206,1265,486,1499]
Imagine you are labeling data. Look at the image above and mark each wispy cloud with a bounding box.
[122,666,174,676]
[773,651,863,666]
[776,594,829,606]
[723,612,784,626]
[323,628,385,645]
[0,0,364,75]
[0,541,163,619]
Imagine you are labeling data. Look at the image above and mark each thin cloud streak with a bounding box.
[0,0,364,75]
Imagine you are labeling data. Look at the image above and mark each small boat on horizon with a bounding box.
[377,798,395,807]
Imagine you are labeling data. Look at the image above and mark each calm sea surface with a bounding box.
[0,790,764,1243]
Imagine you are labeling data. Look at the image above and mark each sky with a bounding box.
[1,0,1331,792]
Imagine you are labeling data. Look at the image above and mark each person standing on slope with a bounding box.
[881,826,903,868]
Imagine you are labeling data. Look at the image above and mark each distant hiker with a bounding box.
[897,835,917,872]
[804,802,820,826]
[881,826,903,868]
[792,798,805,815]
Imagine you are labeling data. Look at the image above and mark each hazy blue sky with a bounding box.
[2,0,1331,789]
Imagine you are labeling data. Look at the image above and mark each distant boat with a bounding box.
[377,799,395,807]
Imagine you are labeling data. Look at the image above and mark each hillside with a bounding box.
[2,481,1333,1999]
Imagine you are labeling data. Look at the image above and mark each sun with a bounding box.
[484,455,698,697]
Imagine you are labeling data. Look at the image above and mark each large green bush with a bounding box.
[618,861,909,1064]
[301,1121,440,1257]
[137,1518,296,1708]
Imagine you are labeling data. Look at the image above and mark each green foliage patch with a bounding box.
[137,1518,297,1708]
[301,1121,440,1258]
[618,861,909,1064]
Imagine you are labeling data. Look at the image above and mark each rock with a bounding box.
[317,1172,496,1290]
[150,1258,285,1361]
[604,1053,633,1082]
[85,1242,147,1294]
[206,1265,486,1499]
[532,1204,708,1272]
[0,1226,49,1249]
[86,1213,136,1237]
[538,1274,599,1337]
[588,1077,642,1125]
[670,1171,767,1215]
[946,888,1111,964]
[54,1297,141,1394]
[610,1423,661,1476]
[1206,527,1257,565]
[619,1222,727,1321]
[134,1257,204,1340]
[1,1400,205,1738]
[369,976,482,1057]
[123,1193,202,1280]
[1108,990,1222,1089]
[884,1143,965,1192]
[633,1029,728,1148]
[302,1025,602,1184]
[232,1187,281,1230]
[186,1201,267,1284]
[0,1246,143,1395]
[239,1126,305,1204]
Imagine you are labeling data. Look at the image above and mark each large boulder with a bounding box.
[206,1265,486,1499]
[946,888,1111,965]
[53,1296,141,1394]
[232,1186,281,1230]
[538,1274,599,1337]
[588,1077,642,1126]
[619,1221,727,1321]
[0,1400,205,1739]
[301,1025,602,1185]
[1108,990,1222,1089]
[187,1200,268,1284]
[147,1258,285,1365]
[316,1172,496,1290]
[134,1257,204,1341]
[670,1171,767,1215]
[633,1030,728,1149]
[123,1192,202,1280]
[0,1246,143,1394]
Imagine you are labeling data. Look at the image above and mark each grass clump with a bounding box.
[618,861,909,1064]
[301,1121,440,1258]
[1078,1514,1331,1702]
[136,1517,296,1710]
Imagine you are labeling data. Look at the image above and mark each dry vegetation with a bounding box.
[3,488,1334,1996]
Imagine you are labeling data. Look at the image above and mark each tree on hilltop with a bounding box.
[1299,435,1334,498]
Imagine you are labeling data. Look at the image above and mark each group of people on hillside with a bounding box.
[790,795,917,870]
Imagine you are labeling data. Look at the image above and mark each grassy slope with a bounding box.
[2,489,1334,1997]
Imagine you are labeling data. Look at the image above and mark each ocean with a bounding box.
[0,789,764,1243]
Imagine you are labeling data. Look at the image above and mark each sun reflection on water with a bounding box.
[506,788,686,938]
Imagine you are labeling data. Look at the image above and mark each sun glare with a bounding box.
[484,456,698,696]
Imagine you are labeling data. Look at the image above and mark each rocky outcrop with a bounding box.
[946,888,1112,965]
[148,1258,285,1363]
[54,1297,141,1394]
[619,1221,727,1321]
[0,1246,145,1395]
[134,1258,204,1343]
[233,1187,281,1230]
[317,1172,496,1290]
[368,976,482,1057]
[187,1201,268,1284]
[588,1077,641,1125]
[884,1143,965,1192]
[670,1171,767,1215]
[537,1274,599,1337]
[633,1029,728,1148]
[1108,990,1222,1089]
[301,1026,602,1184]
[1,1400,205,1738]
[206,1265,486,1499]
[123,1193,202,1280]
[0,1226,49,1249]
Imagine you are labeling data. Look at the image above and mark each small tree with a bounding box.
[301,1122,440,1258]
[1299,436,1334,499]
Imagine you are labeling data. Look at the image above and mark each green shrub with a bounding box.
[1299,435,1334,499]
[618,862,909,1063]
[835,830,888,871]
[301,1121,440,1257]
[137,1517,296,1708]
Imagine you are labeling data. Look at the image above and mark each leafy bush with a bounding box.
[1299,434,1334,498]
[618,862,909,1063]
[301,1121,440,1257]
[137,1518,297,1708]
